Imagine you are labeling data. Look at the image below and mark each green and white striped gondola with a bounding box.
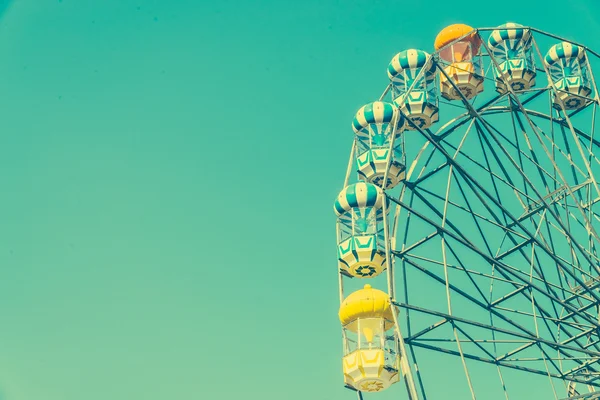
[388,49,439,130]
[488,22,536,93]
[334,182,389,278]
[352,102,405,189]
[544,42,593,110]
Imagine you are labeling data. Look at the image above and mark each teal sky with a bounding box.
[0,1,599,399]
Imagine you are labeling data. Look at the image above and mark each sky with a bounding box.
[0,0,599,399]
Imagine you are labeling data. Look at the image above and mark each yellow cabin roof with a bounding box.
[434,24,478,50]
[339,284,394,327]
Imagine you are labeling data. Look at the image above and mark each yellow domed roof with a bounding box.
[339,285,395,330]
[434,24,479,50]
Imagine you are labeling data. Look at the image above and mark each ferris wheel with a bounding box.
[334,23,600,400]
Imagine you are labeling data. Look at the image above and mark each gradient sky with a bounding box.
[0,1,599,399]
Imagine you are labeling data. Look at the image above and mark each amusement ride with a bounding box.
[334,23,600,399]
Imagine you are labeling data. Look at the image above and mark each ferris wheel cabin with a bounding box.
[334,183,389,278]
[352,102,406,189]
[434,24,484,100]
[544,42,593,110]
[388,49,439,130]
[339,284,400,393]
[488,23,537,93]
